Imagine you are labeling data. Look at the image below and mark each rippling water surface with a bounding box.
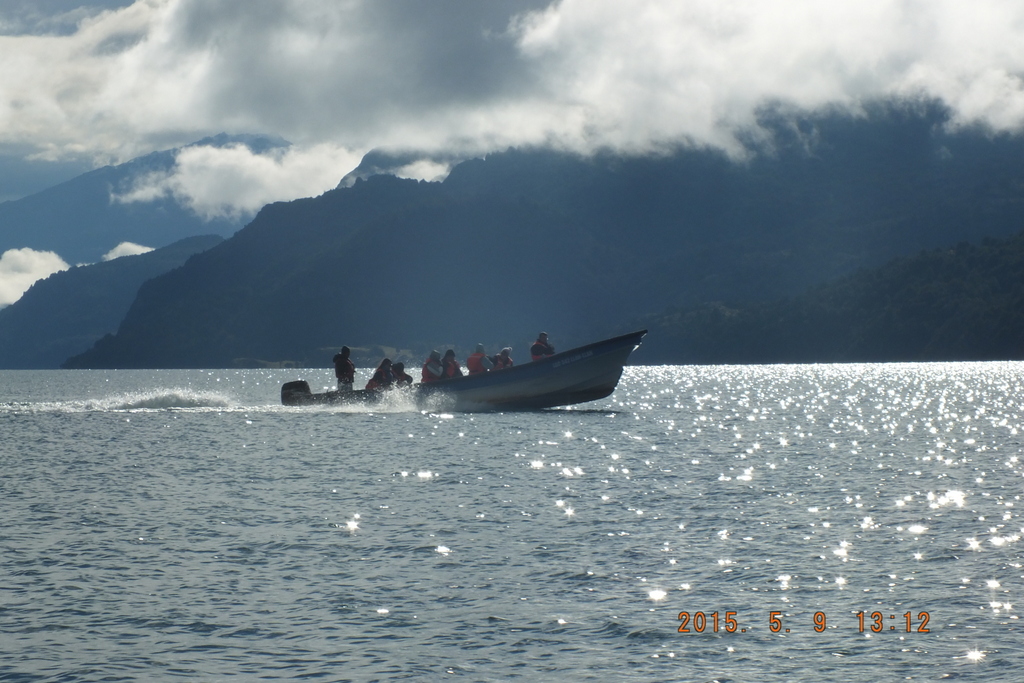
[3,364,1024,681]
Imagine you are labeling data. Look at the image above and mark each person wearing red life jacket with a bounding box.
[530,332,555,361]
[466,343,494,374]
[333,345,355,391]
[392,362,413,386]
[422,350,444,383]
[365,358,395,391]
[493,347,514,370]
[442,349,463,378]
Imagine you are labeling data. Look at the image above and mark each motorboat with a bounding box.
[280,329,646,411]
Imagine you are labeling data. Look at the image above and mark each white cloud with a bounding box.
[392,159,452,183]
[508,0,1024,154]
[102,241,153,260]
[0,248,69,307]
[4,0,1024,192]
[113,142,364,220]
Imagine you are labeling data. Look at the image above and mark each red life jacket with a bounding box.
[365,366,393,391]
[422,359,443,382]
[466,352,488,374]
[334,356,355,383]
[443,358,462,378]
[494,355,513,370]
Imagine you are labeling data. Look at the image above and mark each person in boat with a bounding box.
[493,347,514,370]
[442,349,463,378]
[392,361,413,386]
[530,332,555,361]
[422,350,444,383]
[333,345,355,391]
[466,343,494,374]
[365,358,395,391]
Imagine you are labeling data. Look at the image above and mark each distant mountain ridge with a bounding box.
[62,104,1024,368]
[633,231,1024,364]
[0,235,223,368]
[0,134,286,265]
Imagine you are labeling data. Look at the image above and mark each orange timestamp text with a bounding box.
[677,610,931,634]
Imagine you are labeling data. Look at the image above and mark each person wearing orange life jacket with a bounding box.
[442,349,463,378]
[466,343,494,374]
[422,350,444,383]
[493,347,514,370]
[530,332,555,361]
[365,358,395,391]
[392,362,413,386]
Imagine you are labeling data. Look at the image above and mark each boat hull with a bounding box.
[281,330,646,411]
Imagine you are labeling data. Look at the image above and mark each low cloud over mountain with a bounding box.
[112,141,362,221]
[0,248,68,307]
[0,234,222,368]
[0,134,294,305]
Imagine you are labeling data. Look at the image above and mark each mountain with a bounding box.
[633,232,1024,364]
[0,235,222,368]
[63,103,1024,369]
[0,134,285,265]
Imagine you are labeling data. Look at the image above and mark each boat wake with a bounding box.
[90,389,236,411]
[3,388,238,414]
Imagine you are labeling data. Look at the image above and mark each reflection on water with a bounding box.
[2,363,1024,680]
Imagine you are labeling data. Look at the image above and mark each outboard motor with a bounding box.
[281,380,313,405]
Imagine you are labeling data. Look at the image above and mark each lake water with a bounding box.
[2,363,1024,681]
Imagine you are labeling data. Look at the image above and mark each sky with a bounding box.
[4,0,1024,303]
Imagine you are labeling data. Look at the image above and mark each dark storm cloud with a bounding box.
[155,0,551,147]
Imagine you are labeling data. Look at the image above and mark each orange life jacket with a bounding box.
[466,352,489,374]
